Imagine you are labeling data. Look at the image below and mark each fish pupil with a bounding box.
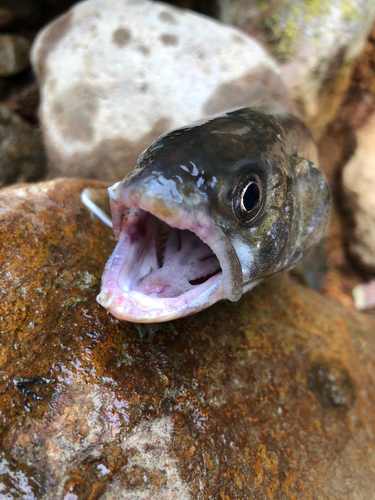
[242,183,259,212]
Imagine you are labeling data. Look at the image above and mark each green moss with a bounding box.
[63,296,89,308]
[260,12,300,63]
[259,0,360,64]
[256,0,269,12]
[302,0,324,17]
[116,348,133,367]
[75,271,98,291]
[277,17,299,60]
[339,0,360,21]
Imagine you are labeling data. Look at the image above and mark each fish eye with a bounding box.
[232,173,264,223]
[242,182,259,211]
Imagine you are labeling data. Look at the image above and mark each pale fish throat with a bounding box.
[97,188,243,323]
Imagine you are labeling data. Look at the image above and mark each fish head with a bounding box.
[212,133,331,291]
[97,108,330,322]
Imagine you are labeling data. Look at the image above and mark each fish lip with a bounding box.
[97,182,243,322]
[98,273,224,323]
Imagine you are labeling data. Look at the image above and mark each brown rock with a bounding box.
[1,178,375,498]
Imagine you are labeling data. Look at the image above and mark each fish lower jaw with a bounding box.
[97,275,224,322]
[98,205,230,322]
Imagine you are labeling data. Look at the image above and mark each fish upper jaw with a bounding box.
[96,181,243,322]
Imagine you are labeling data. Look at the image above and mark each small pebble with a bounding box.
[353,280,375,310]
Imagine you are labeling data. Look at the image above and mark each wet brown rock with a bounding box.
[1,178,375,498]
[0,104,46,187]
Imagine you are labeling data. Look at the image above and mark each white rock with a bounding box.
[31,0,292,182]
[217,0,375,139]
[342,112,375,272]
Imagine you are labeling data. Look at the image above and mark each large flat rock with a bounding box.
[1,179,375,498]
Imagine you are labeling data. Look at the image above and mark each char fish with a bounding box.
[85,107,331,322]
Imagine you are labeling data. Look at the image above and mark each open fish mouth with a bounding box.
[97,193,242,322]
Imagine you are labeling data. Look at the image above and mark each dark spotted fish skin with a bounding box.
[119,108,330,292]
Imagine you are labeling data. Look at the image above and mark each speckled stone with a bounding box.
[0,178,375,498]
[217,0,375,139]
[31,0,293,182]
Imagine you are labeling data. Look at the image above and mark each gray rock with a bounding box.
[217,0,375,139]
[0,34,31,77]
[31,0,293,183]
[0,104,46,187]
[342,112,375,272]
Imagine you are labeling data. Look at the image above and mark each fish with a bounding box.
[84,107,331,323]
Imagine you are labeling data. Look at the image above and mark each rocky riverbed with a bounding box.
[1,0,375,498]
